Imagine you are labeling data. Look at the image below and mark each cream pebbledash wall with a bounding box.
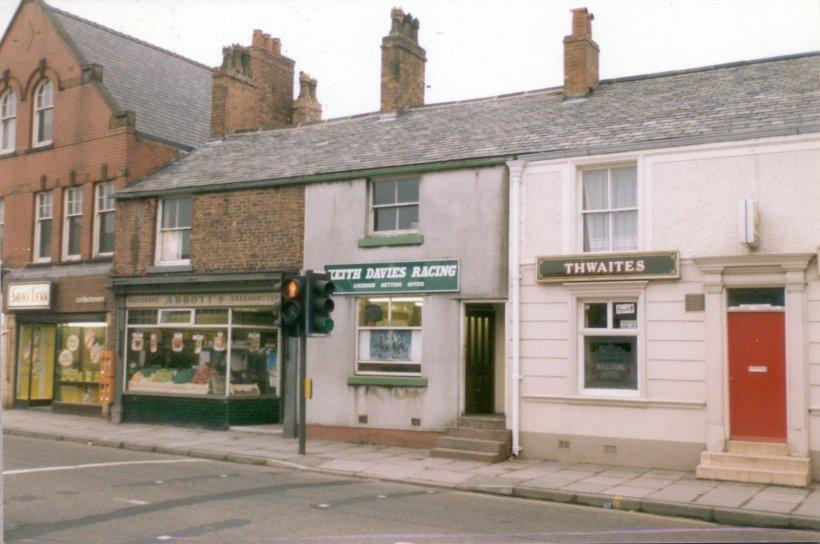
[516,133,820,472]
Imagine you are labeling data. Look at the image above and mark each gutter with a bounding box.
[506,160,525,456]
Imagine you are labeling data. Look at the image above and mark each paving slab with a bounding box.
[408,469,475,486]
[643,469,688,480]
[561,481,612,494]
[696,484,761,508]
[362,463,427,480]
[742,498,799,514]
[623,476,676,490]
[317,459,370,473]
[604,484,657,498]
[647,483,716,503]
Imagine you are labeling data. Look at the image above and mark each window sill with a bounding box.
[25,143,54,154]
[0,150,16,158]
[347,375,428,388]
[357,233,424,248]
[147,264,193,274]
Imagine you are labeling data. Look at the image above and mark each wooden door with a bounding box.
[465,306,495,414]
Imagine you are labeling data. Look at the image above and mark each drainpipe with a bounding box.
[506,160,525,456]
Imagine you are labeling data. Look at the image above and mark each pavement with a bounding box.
[4,409,820,532]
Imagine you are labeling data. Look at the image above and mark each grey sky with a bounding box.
[1,0,818,119]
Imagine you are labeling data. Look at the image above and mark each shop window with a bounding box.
[156,197,192,265]
[356,297,422,374]
[0,89,15,153]
[370,177,419,233]
[34,191,53,262]
[581,166,637,252]
[94,182,115,256]
[62,187,83,260]
[54,323,107,406]
[16,323,56,402]
[580,300,639,394]
[125,307,279,397]
[33,79,53,146]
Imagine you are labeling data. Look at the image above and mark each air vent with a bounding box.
[604,445,617,455]
[411,418,421,427]
[685,294,705,312]
[358,415,368,424]
[558,440,571,449]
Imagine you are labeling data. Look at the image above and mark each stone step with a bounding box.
[430,447,506,463]
[457,415,507,430]
[700,451,809,472]
[726,440,789,456]
[696,463,810,487]
[437,436,510,456]
[447,427,512,442]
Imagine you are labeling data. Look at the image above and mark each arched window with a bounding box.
[33,79,53,146]
[0,90,16,153]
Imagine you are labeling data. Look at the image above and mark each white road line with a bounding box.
[114,498,150,506]
[3,459,206,476]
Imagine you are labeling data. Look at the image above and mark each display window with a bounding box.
[580,300,639,394]
[54,323,107,406]
[356,297,422,375]
[16,323,56,402]
[125,307,279,397]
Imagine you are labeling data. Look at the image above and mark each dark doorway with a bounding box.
[465,305,495,414]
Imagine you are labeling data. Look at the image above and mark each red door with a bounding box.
[728,311,786,442]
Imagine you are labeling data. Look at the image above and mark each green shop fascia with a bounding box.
[112,274,284,428]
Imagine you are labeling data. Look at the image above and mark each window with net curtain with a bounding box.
[581,166,637,252]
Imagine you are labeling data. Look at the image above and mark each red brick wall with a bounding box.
[112,196,157,276]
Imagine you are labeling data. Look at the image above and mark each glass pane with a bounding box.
[727,288,785,308]
[358,298,389,327]
[584,303,607,328]
[177,199,192,228]
[195,308,229,325]
[373,180,395,205]
[232,308,277,327]
[374,207,397,231]
[39,219,52,258]
[160,230,179,261]
[68,216,81,255]
[229,328,278,395]
[162,199,177,228]
[180,229,191,259]
[584,335,637,390]
[99,211,115,253]
[357,362,421,374]
[159,310,192,324]
[583,213,608,252]
[55,325,106,406]
[390,299,422,327]
[611,166,637,208]
[18,324,56,400]
[613,302,638,330]
[611,210,637,251]
[396,178,418,203]
[366,330,413,360]
[582,169,608,210]
[127,310,158,325]
[397,205,418,230]
[15,324,33,399]
[41,108,53,142]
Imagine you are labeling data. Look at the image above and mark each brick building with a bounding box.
[0,0,211,413]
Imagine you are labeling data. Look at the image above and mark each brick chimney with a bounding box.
[210,30,296,138]
[292,71,322,125]
[380,8,426,114]
[563,8,599,98]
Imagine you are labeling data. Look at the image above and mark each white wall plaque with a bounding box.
[7,282,52,310]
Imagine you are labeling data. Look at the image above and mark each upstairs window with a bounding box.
[34,191,53,262]
[581,166,637,252]
[94,182,115,256]
[33,80,53,146]
[156,197,192,265]
[62,187,83,260]
[371,178,419,233]
[0,90,16,152]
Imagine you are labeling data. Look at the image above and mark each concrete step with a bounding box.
[726,440,789,456]
[447,427,512,442]
[457,415,506,430]
[696,463,810,487]
[437,436,510,456]
[700,451,809,472]
[430,447,506,463]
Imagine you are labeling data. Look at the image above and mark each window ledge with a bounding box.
[0,150,16,158]
[147,264,193,274]
[347,375,428,388]
[25,143,54,154]
[357,233,424,248]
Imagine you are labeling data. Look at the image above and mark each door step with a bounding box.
[696,444,810,487]
[430,414,511,463]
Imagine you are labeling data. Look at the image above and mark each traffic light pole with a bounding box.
[298,329,307,455]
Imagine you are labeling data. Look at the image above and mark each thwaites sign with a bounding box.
[537,251,679,283]
[326,260,459,294]
[7,282,53,310]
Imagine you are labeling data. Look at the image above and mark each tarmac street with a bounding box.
[4,435,820,544]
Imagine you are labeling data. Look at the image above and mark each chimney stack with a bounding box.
[293,71,322,125]
[211,30,296,138]
[380,8,426,114]
[563,8,599,98]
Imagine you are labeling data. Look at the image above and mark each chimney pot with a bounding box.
[293,70,322,125]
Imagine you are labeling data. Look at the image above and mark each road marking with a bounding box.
[156,536,173,541]
[114,498,150,506]
[3,459,206,476]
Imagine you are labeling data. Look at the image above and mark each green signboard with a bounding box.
[326,260,459,294]
[537,251,679,283]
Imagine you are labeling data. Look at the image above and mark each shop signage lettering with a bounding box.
[326,260,459,294]
[76,296,106,304]
[7,282,52,309]
[536,251,679,283]
[126,292,279,309]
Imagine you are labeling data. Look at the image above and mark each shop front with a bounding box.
[4,269,112,414]
[112,276,284,429]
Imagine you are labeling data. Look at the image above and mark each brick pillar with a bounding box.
[2,313,17,408]
[563,7,599,98]
[380,8,426,114]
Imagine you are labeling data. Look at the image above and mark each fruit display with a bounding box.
[128,365,214,395]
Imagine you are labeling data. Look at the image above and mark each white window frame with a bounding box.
[33,191,53,263]
[32,80,54,147]
[0,89,16,153]
[93,182,115,257]
[355,296,423,376]
[155,197,192,266]
[369,177,420,235]
[62,187,83,261]
[578,164,638,253]
[0,197,4,254]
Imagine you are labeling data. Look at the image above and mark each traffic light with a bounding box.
[305,270,335,336]
[279,274,305,337]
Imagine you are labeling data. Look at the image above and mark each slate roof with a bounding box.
[46,3,212,149]
[120,52,820,196]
